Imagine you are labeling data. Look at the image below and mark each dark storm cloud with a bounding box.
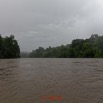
[0,0,103,51]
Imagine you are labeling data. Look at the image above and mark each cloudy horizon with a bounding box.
[0,0,103,52]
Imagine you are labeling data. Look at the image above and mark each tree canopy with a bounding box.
[0,35,20,58]
[29,34,103,58]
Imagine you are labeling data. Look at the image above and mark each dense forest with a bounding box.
[0,35,20,58]
[29,34,103,58]
[1,34,103,58]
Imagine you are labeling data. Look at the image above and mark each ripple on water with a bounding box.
[0,58,103,103]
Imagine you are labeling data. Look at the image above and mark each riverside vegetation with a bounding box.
[0,35,20,58]
[29,34,103,58]
[1,34,103,58]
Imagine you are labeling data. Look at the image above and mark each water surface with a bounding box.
[0,58,103,103]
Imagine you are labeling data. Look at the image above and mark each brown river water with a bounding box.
[0,58,103,103]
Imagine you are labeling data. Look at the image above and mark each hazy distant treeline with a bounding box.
[0,35,20,58]
[29,34,103,58]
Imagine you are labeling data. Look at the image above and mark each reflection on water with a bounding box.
[0,58,103,103]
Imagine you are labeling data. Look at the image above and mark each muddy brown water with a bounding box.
[0,58,103,103]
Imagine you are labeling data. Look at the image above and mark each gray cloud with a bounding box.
[0,0,103,51]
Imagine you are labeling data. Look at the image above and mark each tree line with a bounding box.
[0,35,20,58]
[1,34,103,58]
[29,34,103,58]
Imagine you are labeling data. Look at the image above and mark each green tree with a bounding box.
[0,35,20,58]
[29,34,103,58]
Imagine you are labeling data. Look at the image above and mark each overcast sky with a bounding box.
[0,0,103,52]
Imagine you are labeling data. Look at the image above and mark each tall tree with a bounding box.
[0,35,20,58]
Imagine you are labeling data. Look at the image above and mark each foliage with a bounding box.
[0,35,20,58]
[29,34,103,58]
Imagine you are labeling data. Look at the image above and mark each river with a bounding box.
[0,58,103,103]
